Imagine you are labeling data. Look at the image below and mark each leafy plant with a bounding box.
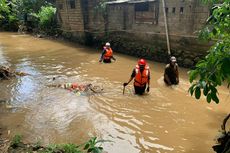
[61,143,81,153]
[0,0,19,30]
[11,134,22,148]
[41,137,108,153]
[33,139,43,150]
[33,5,56,32]
[83,137,104,153]
[44,144,60,153]
[188,0,230,103]
[0,0,10,19]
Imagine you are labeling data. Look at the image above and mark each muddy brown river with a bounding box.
[0,32,229,153]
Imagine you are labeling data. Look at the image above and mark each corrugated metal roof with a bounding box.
[128,0,156,3]
[106,0,156,5]
[106,0,129,4]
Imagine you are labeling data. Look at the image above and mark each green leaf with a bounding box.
[189,70,199,83]
[207,93,212,103]
[222,58,230,76]
[203,84,209,96]
[188,1,230,104]
[211,91,219,103]
[188,84,196,96]
[88,148,93,152]
[216,75,222,86]
[195,87,201,99]
[210,85,217,93]
[84,143,90,150]
[212,28,217,35]
[92,137,97,143]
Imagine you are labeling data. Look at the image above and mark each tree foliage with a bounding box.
[0,0,55,31]
[32,5,56,32]
[188,0,230,103]
[0,0,19,30]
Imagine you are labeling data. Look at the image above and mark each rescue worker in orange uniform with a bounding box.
[123,59,150,95]
[99,42,116,63]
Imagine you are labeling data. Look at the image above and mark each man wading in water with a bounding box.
[164,56,179,85]
[123,59,150,95]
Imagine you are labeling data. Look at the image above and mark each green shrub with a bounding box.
[11,134,22,148]
[34,5,56,32]
[0,0,19,31]
[61,144,81,153]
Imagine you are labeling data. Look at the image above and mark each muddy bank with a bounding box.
[0,132,104,153]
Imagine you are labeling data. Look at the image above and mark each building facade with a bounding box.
[55,0,211,67]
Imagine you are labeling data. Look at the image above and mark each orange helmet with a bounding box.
[138,59,146,65]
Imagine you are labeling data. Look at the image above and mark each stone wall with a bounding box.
[87,31,209,67]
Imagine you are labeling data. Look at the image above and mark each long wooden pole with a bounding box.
[162,0,171,55]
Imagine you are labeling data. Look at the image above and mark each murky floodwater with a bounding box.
[0,32,229,153]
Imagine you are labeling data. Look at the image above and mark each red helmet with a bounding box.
[138,59,146,65]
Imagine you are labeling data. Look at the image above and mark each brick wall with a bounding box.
[103,0,209,36]
[56,0,84,32]
[56,0,209,35]
[55,0,211,67]
[107,3,126,31]
[87,0,105,32]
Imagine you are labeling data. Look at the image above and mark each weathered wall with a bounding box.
[87,0,105,32]
[193,0,210,31]
[105,0,209,35]
[107,3,126,31]
[56,0,85,43]
[88,31,209,67]
[56,0,211,67]
[161,0,195,35]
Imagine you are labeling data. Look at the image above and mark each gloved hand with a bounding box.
[146,86,150,92]
[123,83,128,87]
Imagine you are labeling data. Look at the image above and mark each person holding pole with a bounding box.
[123,59,150,95]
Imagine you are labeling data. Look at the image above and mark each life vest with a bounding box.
[103,47,113,60]
[134,65,150,87]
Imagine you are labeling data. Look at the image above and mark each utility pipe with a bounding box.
[65,0,69,26]
[162,0,171,55]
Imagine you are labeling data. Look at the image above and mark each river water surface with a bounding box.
[0,32,229,153]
